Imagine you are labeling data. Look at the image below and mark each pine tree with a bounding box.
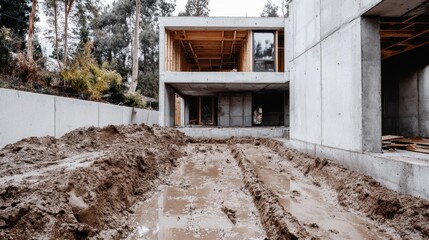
[179,0,209,16]
[261,0,279,17]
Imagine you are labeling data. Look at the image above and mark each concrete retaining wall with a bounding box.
[0,88,159,149]
[280,138,429,200]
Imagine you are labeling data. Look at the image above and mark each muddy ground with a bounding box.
[0,125,428,239]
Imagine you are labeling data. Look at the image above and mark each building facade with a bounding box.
[158,17,289,129]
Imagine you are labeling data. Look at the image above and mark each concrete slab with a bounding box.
[321,0,360,38]
[0,89,54,149]
[321,18,362,152]
[98,103,124,127]
[54,96,99,137]
[179,127,289,139]
[292,0,321,58]
[162,72,286,84]
[159,17,285,30]
[290,44,322,145]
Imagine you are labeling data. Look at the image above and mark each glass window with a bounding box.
[253,32,275,72]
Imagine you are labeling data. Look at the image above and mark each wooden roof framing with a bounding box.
[380,14,429,60]
[173,30,248,71]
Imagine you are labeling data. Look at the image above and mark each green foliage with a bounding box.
[61,42,122,101]
[261,0,279,17]
[0,0,31,38]
[179,0,210,16]
[125,91,146,108]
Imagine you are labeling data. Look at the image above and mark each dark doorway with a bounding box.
[252,92,285,126]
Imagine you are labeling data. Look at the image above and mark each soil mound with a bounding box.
[0,125,188,239]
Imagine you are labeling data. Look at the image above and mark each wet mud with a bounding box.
[1,131,428,240]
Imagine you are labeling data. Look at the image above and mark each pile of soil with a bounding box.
[231,147,309,240]
[0,125,188,239]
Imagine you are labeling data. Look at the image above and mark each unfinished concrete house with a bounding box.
[158,0,429,199]
[158,17,288,137]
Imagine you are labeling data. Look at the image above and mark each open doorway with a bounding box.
[252,92,285,126]
[380,14,429,153]
[188,96,218,126]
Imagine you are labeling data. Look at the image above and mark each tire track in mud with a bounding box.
[230,146,310,240]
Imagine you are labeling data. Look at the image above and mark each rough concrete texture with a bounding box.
[288,0,382,153]
[1,128,428,239]
[178,127,289,139]
[0,89,55,149]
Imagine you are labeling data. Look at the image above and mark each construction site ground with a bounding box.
[0,125,428,239]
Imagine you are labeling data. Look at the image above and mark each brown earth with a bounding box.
[0,128,428,240]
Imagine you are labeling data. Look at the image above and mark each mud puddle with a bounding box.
[237,143,399,239]
[127,143,266,240]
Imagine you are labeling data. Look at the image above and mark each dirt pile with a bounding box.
[231,147,309,240]
[261,139,429,239]
[0,125,188,239]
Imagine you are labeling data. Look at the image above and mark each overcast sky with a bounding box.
[38,0,271,56]
[173,0,268,17]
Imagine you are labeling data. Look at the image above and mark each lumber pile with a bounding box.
[382,135,429,154]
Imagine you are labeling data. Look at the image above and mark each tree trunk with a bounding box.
[54,0,61,69]
[128,0,140,94]
[27,0,37,61]
[63,0,74,67]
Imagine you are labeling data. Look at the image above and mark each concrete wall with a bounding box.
[218,93,252,127]
[281,138,429,200]
[383,65,429,137]
[0,88,159,149]
[287,0,382,153]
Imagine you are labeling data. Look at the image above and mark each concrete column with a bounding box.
[159,83,175,127]
[361,17,382,152]
[419,66,429,137]
[184,96,190,125]
[284,91,290,127]
[243,93,252,127]
[219,94,230,127]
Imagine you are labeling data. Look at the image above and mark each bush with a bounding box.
[124,91,146,108]
[13,53,39,83]
[61,42,122,101]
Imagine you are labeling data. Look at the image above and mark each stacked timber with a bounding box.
[382,135,429,154]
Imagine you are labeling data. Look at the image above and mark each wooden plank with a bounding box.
[382,135,404,141]
[383,143,410,149]
[406,145,429,154]
[392,138,429,146]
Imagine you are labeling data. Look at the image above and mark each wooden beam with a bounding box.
[230,31,237,55]
[380,30,414,38]
[382,40,429,59]
[382,28,429,50]
[188,42,200,71]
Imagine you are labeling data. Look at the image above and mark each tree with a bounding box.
[43,0,63,68]
[261,0,279,17]
[128,0,140,94]
[27,0,37,61]
[179,0,209,16]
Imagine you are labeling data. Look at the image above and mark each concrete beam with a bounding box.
[161,72,287,84]
[159,17,285,30]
